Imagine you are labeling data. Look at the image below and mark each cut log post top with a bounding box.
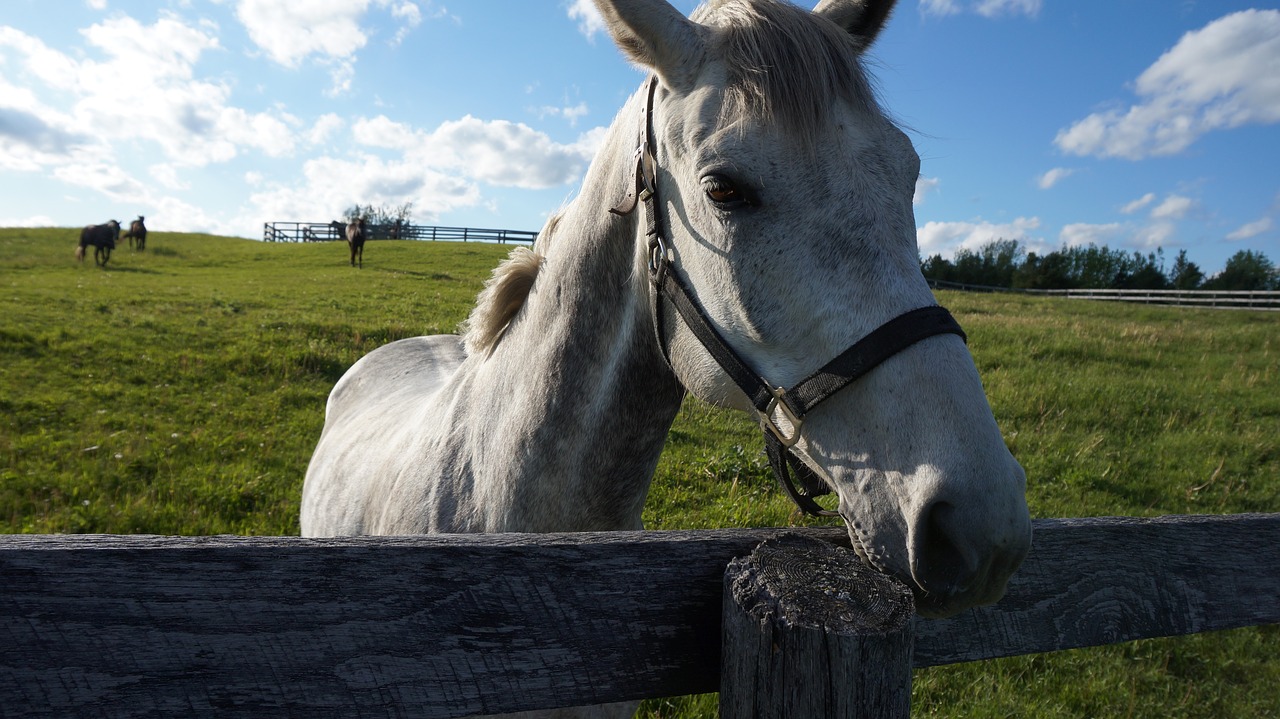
[727,533,915,635]
[721,533,916,719]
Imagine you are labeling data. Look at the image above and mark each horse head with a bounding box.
[595,0,1031,617]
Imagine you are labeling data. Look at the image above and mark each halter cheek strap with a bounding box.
[611,77,968,518]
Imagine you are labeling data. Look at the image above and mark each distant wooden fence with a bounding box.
[2,514,1277,717]
[263,221,538,245]
[927,279,1280,310]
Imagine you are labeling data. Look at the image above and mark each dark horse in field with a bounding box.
[123,215,147,250]
[346,217,367,268]
[76,220,120,267]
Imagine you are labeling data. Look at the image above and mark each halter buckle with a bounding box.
[760,386,803,448]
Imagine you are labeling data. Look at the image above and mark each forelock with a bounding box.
[694,0,882,143]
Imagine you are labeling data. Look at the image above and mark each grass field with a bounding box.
[2,227,1277,717]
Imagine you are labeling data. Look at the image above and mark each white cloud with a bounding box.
[1150,194,1194,220]
[425,116,598,188]
[535,102,590,127]
[1133,221,1176,248]
[917,216,1042,256]
[1120,192,1156,214]
[247,153,483,229]
[1226,217,1272,241]
[353,115,420,150]
[0,213,58,227]
[85,0,107,9]
[1056,9,1280,159]
[388,1,421,21]
[0,13,328,235]
[52,161,149,202]
[1060,219,1181,251]
[149,164,189,190]
[913,176,940,205]
[974,0,1041,18]
[233,0,437,93]
[572,125,610,158]
[353,114,600,189]
[1060,222,1124,248]
[414,1,458,25]
[0,101,92,171]
[234,0,369,68]
[386,1,423,45]
[920,0,1038,18]
[1037,167,1073,189]
[307,113,346,145]
[0,27,80,91]
[0,17,300,169]
[918,0,961,16]
[324,61,357,97]
[567,0,606,39]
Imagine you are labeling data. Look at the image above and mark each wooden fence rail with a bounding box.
[2,514,1277,718]
[926,279,1280,310]
[262,221,538,245]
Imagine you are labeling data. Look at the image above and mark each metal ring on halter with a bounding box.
[760,386,804,448]
[648,234,669,274]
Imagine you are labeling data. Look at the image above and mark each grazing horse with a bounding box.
[75,220,120,267]
[123,215,146,250]
[303,2,1031,716]
[346,216,367,268]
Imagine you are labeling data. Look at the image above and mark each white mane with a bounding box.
[460,214,563,356]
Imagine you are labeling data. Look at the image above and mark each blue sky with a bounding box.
[1,0,1277,275]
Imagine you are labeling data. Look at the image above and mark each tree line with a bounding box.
[921,240,1279,292]
[343,201,415,226]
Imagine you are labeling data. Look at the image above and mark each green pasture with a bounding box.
[1,227,1276,717]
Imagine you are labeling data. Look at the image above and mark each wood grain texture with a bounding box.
[720,534,913,719]
[912,514,1280,666]
[2,514,1277,717]
[0,529,820,719]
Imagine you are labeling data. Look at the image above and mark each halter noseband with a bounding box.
[610,77,967,518]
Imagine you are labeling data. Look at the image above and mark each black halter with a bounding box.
[611,77,967,518]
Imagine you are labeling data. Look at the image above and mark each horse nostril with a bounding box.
[914,501,981,597]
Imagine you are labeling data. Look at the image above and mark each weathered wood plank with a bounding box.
[720,534,914,719]
[0,528,828,719]
[912,514,1280,666]
[1,514,1277,717]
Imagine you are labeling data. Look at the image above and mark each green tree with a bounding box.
[920,254,955,284]
[1168,250,1204,290]
[1013,250,1074,289]
[1205,250,1278,291]
[1116,249,1168,290]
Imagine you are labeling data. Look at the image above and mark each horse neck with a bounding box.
[460,89,685,532]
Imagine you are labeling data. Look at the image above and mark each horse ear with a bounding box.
[592,0,706,91]
[813,0,897,49]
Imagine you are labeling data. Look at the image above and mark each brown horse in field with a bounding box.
[123,216,147,250]
[346,217,367,268]
[76,220,120,266]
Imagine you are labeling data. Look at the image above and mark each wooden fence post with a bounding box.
[721,534,915,719]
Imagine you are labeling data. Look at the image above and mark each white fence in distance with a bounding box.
[927,279,1280,310]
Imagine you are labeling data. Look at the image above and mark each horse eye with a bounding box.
[702,175,748,206]
[707,185,738,203]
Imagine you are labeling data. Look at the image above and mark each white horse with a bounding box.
[303,0,1031,716]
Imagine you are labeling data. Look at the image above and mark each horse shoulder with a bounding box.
[302,335,468,537]
[324,335,465,424]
